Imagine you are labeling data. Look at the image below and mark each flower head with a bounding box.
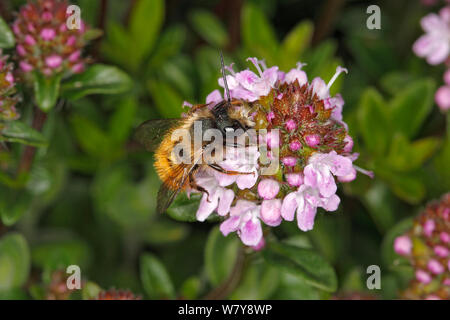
[0,51,19,135]
[395,193,450,300]
[176,58,369,248]
[13,0,90,79]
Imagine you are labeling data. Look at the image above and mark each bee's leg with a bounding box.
[208,163,255,176]
[189,173,212,202]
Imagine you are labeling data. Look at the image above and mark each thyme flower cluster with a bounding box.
[394,193,450,300]
[0,51,19,134]
[185,58,372,248]
[13,0,89,79]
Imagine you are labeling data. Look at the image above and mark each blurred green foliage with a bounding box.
[0,0,449,300]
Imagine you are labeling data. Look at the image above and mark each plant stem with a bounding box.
[312,0,346,46]
[17,106,47,176]
[203,246,246,300]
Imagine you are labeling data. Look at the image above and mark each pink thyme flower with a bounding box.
[281,185,340,231]
[413,6,450,65]
[195,170,235,222]
[218,57,279,102]
[303,151,354,198]
[394,235,412,256]
[257,179,280,200]
[284,62,308,85]
[220,200,263,246]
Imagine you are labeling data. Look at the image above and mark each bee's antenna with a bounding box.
[220,50,231,104]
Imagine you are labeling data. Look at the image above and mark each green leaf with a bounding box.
[189,10,229,48]
[140,253,175,299]
[0,16,15,48]
[0,121,47,147]
[33,72,61,112]
[61,64,132,100]
[180,276,201,300]
[0,233,30,292]
[262,242,337,292]
[148,80,183,118]
[390,79,435,139]
[387,134,441,172]
[280,20,313,70]
[376,167,425,204]
[231,263,280,299]
[148,25,186,68]
[0,189,32,226]
[108,97,138,144]
[31,239,91,271]
[129,0,164,66]
[241,3,278,65]
[205,226,239,286]
[363,182,397,232]
[358,88,391,157]
[166,193,219,222]
[70,114,115,159]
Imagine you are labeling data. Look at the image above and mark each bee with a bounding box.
[135,52,255,214]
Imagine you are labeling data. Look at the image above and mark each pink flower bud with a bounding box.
[282,156,297,167]
[260,199,282,226]
[416,270,431,284]
[266,111,275,122]
[40,28,56,41]
[394,235,412,256]
[444,69,450,85]
[45,55,62,69]
[423,219,435,237]
[343,135,354,153]
[24,35,36,46]
[5,73,14,85]
[19,61,33,72]
[289,140,301,151]
[66,35,77,46]
[17,45,26,56]
[71,63,85,73]
[435,85,450,112]
[285,119,297,132]
[305,134,320,147]
[434,245,449,257]
[286,173,303,187]
[68,50,81,62]
[441,232,450,243]
[258,179,280,200]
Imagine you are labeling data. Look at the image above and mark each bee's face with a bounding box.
[211,101,253,137]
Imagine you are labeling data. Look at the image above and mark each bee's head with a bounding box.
[211,101,253,137]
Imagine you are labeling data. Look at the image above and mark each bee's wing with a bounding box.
[134,119,181,152]
[157,165,195,214]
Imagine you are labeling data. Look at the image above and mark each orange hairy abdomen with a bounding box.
[154,130,190,191]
